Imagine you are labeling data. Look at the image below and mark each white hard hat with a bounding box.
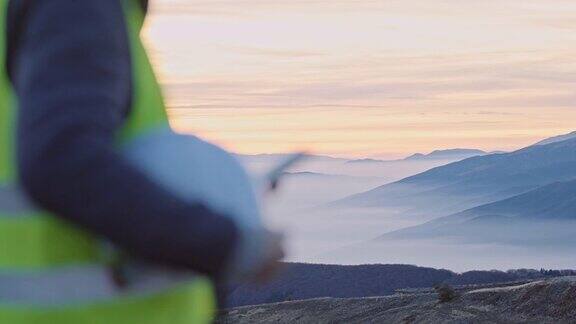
[122,127,262,231]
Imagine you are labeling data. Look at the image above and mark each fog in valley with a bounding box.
[240,135,576,272]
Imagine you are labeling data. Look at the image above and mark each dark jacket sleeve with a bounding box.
[8,0,239,276]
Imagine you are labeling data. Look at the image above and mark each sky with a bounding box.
[145,0,576,159]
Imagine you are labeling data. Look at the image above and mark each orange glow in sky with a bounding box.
[145,0,576,159]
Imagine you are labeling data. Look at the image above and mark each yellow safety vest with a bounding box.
[0,0,215,322]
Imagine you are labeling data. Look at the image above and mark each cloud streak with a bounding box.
[150,0,576,157]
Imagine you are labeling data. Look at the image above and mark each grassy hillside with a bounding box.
[226,263,563,308]
[220,276,576,323]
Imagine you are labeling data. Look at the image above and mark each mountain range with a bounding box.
[380,178,576,245]
[403,149,487,161]
[346,149,488,164]
[237,153,348,165]
[533,131,576,146]
[241,149,488,166]
[334,134,576,219]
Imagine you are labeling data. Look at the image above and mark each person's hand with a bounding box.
[252,231,285,283]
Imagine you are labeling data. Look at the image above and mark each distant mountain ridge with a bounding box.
[346,148,488,164]
[381,178,576,245]
[334,134,576,218]
[282,171,379,179]
[533,131,576,146]
[240,149,489,165]
[403,149,487,161]
[237,153,347,162]
[346,158,386,164]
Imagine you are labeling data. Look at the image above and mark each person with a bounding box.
[0,0,283,322]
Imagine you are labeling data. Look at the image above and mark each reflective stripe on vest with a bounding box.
[0,186,34,214]
[0,0,216,322]
[0,264,196,305]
